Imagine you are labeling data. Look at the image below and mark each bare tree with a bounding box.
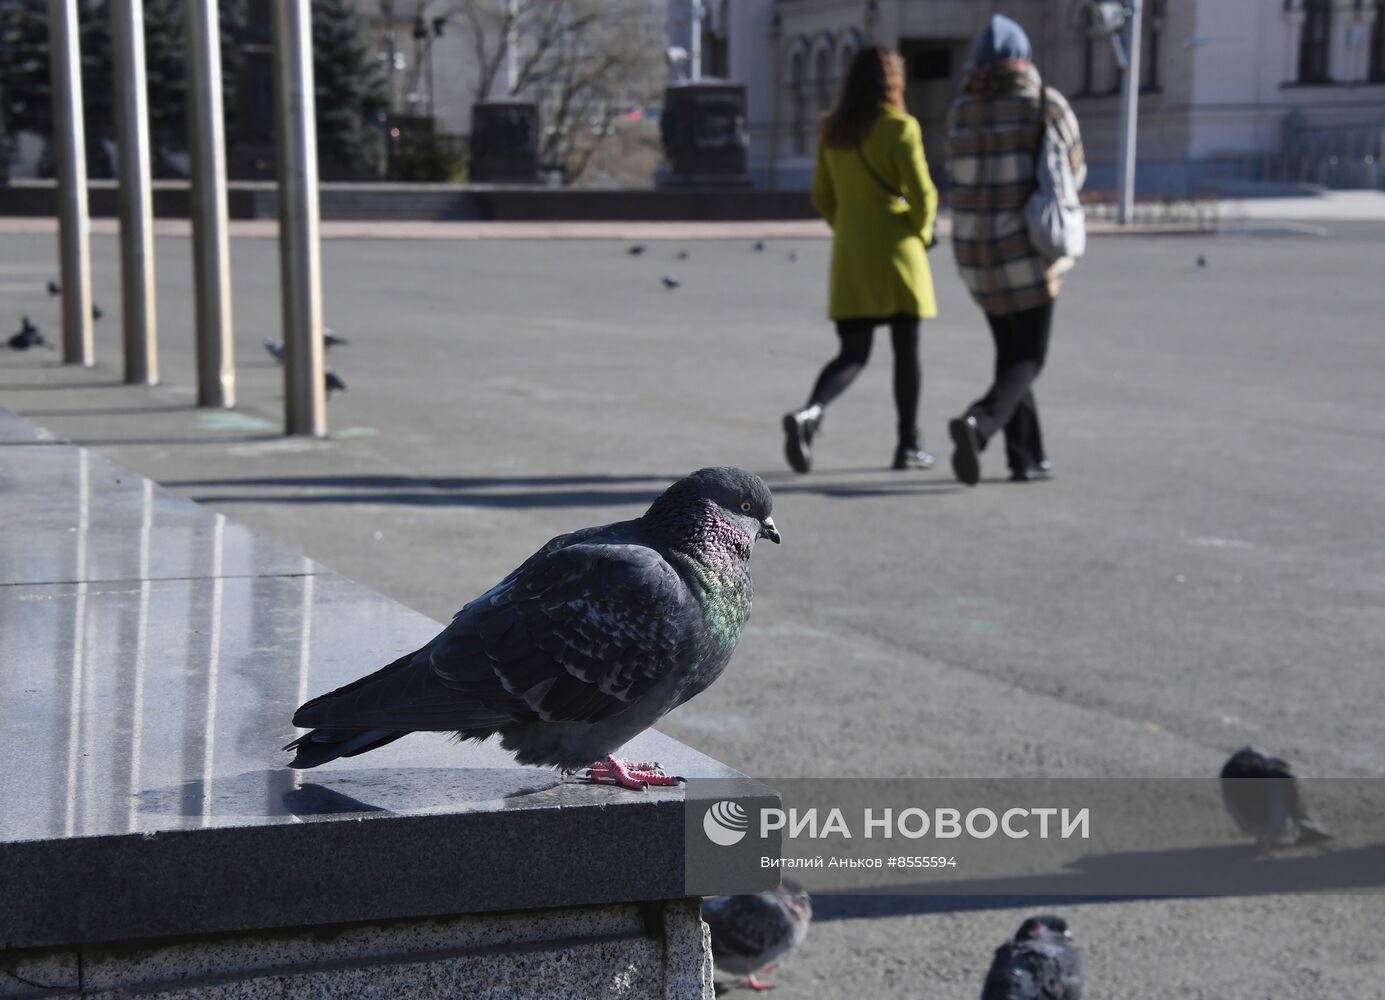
[450,0,665,183]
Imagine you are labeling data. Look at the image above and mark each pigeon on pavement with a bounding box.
[7,317,50,350]
[285,467,780,789]
[677,249,689,260]
[982,915,1083,1000]
[322,328,349,348]
[703,881,812,992]
[1197,255,1207,268]
[47,280,60,296]
[662,275,680,290]
[1220,746,1332,850]
[324,371,347,395]
[264,340,285,362]
[92,303,103,321]
[627,244,646,256]
[753,240,765,251]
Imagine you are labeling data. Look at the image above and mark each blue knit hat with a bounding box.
[968,14,1032,70]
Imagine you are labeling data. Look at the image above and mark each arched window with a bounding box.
[813,42,833,113]
[1370,0,1385,82]
[838,28,863,82]
[789,48,807,154]
[1298,0,1332,83]
[1141,0,1163,91]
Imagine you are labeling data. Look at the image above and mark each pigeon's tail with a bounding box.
[284,727,405,769]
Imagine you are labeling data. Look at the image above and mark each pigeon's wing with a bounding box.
[702,895,790,972]
[429,540,698,726]
[297,539,698,734]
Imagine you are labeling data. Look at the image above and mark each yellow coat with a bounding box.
[811,105,939,320]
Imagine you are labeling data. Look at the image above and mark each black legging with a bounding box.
[808,314,921,446]
[965,301,1053,473]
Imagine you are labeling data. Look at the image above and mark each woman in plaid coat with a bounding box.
[945,15,1085,486]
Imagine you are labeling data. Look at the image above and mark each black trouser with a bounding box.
[807,314,922,448]
[965,301,1053,473]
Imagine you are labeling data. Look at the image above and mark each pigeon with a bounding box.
[676,249,689,260]
[47,280,60,296]
[627,244,646,256]
[662,275,680,290]
[703,881,812,992]
[1220,746,1332,850]
[7,316,50,350]
[284,467,780,789]
[981,915,1083,1000]
[1196,255,1207,268]
[92,303,103,321]
[266,333,346,361]
[787,250,798,262]
[325,371,347,395]
[753,240,765,251]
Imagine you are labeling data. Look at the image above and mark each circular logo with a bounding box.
[703,800,749,846]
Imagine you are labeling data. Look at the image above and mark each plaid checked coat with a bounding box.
[946,65,1085,316]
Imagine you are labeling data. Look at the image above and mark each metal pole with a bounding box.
[186,0,235,407]
[47,0,93,366]
[111,0,158,385]
[689,0,702,82]
[1116,0,1143,225]
[504,0,518,95]
[273,0,326,437]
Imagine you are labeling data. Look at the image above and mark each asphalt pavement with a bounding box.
[3,218,1384,997]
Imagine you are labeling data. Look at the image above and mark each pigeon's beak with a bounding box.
[760,516,781,544]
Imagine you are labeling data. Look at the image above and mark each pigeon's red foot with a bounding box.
[583,755,684,790]
[744,973,776,991]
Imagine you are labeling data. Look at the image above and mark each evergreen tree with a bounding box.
[312,0,386,176]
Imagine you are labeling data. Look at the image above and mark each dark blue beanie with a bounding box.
[968,14,1032,70]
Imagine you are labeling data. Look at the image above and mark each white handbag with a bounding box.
[1025,88,1086,262]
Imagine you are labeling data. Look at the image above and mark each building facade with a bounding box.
[720,0,1385,194]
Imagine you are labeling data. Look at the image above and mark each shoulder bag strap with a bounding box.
[855,143,905,203]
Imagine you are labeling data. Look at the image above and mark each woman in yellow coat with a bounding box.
[782,46,939,474]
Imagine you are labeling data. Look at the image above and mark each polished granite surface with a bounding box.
[0,407,61,444]
[0,409,768,949]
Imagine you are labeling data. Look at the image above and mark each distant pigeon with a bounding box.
[627,244,647,256]
[788,250,798,262]
[676,249,689,260]
[325,371,347,395]
[284,467,780,789]
[982,915,1083,1000]
[662,275,680,290]
[1196,255,1207,268]
[92,303,103,321]
[47,280,60,296]
[1220,746,1332,850]
[7,316,49,350]
[266,333,346,361]
[704,882,811,992]
[753,240,765,251]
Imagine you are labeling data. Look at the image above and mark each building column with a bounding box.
[1284,5,1306,83]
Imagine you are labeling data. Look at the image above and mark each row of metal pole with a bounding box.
[46,0,327,436]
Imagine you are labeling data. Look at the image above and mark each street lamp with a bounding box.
[1085,0,1143,224]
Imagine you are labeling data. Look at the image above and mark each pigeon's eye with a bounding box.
[740,502,752,512]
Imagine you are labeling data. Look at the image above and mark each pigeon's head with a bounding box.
[1015,915,1072,942]
[645,467,780,553]
[775,878,813,923]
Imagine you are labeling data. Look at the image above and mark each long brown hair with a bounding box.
[821,46,901,149]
